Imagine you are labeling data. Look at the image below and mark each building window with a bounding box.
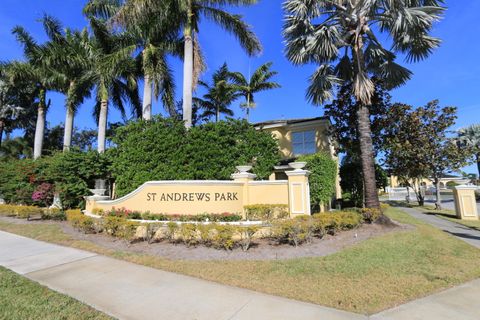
[292,130,316,155]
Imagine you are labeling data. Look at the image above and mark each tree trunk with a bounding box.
[246,107,250,122]
[33,89,46,159]
[356,104,380,209]
[434,177,442,210]
[476,154,480,179]
[142,74,153,120]
[97,99,108,153]
[0,119,4,149]
[63,105,74,151]
[216,107,219,123]
[182,20,193,128]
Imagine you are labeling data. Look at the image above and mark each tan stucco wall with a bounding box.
[86,178,303,217]
[248,182,289,205]
[87,182,245,215]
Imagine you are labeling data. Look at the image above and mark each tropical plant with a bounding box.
[194,63,240,122]
[230,62,281,121]
[455,124,480,177]
[83,17,141,153]
[38,15,93,151]
[84,0,182,120]
[8,20,64,159]
[283,0,445,209]
[108,0,263,128]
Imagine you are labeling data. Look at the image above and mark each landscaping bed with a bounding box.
[0,215,402,261]
[1,206,479,314]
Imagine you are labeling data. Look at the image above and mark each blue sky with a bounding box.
[1,1,479,173]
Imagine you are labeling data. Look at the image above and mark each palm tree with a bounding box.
[107,0,263,128]
[456,124,480,177]
[283,0,444,209]
[194,63,240,122]
[84,0,181,120]
[8,23,62,159]
[84,17,141,153]
[230,62,281,121]
[38,15,92,151]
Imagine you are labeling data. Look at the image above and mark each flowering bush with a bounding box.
[31,183,54,207]
[102,207,242,222]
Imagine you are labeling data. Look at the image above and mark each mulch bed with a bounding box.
[0,216,412,261]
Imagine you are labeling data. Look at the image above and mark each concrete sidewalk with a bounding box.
[400,207,480,248]
[0,231,364,320]
[1,230,480,320]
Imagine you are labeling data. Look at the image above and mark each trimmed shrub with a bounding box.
[271,219,314,247]
[238,225,260,251]
[41,208,66,221]
[0,204,17,217]
[244,204,289,221]
[299,152,337,210]
[210,224,237,250]
[108,117,281,197]
[66,210,96,233]
[179,223,199,247]
[360,208,382,223]
[14,206,43,219]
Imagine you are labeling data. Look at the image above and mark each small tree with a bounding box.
[384,101,471,209]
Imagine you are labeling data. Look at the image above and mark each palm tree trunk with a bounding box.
[182,9,193,129]
[0,119,4,149]
[476,154,480,179]
[63,105,74,151]
[33,89,46,159]
[216,107,219,122]
[97,99,108,153]
[356,104,380,209]
[142,74,153,120]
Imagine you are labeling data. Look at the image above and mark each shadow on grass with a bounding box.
[444,230,480,241]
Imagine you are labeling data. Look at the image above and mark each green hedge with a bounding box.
[0,150,110,209]
[299,152,338,209]
[108,117,281,197]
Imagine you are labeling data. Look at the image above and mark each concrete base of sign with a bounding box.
[453,185,479,221]
[85,166,311,218]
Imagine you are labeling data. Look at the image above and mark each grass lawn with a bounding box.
[0,266,112,320]
[416,205,480,231]
[1,206,479,315]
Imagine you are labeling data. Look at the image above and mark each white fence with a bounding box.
[386,187,417,201]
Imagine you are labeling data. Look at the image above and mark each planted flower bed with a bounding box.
[93,207,243,222]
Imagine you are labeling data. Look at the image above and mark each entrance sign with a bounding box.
[86,165,311,218]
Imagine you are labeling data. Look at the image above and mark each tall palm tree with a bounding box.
[9,23,62,159]
[107,0,263,128]
[283,0,444,209]
[84,18,141,153]
[194,63,240,122]
[230,62,281,121]
[455,124,480,177]
[39,15,93,151]
[84,0,181,120]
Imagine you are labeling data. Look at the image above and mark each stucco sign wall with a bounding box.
[85,166,311,217]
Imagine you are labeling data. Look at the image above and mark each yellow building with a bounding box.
[254,117,342,200]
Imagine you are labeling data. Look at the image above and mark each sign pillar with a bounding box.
[286,169,311,217]
[231,170,257,218]
[453,185,479,221]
